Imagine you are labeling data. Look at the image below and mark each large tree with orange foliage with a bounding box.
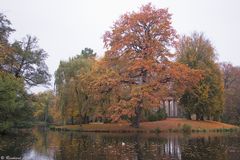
[102,4,202,128]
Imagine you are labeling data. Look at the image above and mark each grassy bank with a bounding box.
[50,118,239,133]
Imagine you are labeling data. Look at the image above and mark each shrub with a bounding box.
[148,114,158,122]
[155,128,161,133]
[15,121,33,128]
[103,118,112,123]
[172,128,178,132]
[0,122,14,134]
[219,128,223,132]
[147,108,167,122]
[49,125,55,130]
[223,128,230,132]
[182,124,192,133]
[229,128,234,132]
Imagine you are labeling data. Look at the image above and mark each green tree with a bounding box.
[33,90,55,123]
[0,13,15,70]
[176,32,224,120]
[2,35,51,87]
[54,48,96,125]
[0,13,49,133]
[0,72,33,133]
[80,48,96,58]
[0,13,15,42]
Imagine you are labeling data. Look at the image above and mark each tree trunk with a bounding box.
[71,116,74,125]
[207,115,210,120]
[62,117,67,126]
[186,112,192,120]
[44,100,49,124]
[213,114,219,121]
[131,69,145,128]
[82,113,89,124]
[196,113,200,121]
[132,104,142,128]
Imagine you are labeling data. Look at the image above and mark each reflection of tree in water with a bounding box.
[162,135,182,160]
[0,130,207,160]
[181,136,227,160]
[133,134,143,160]
[22,127,61,160]
[56,133,97,160]
[131,134,180,160]
[12,129,240,160]
[0,131,35,158]
[223,135,240,160]
[49,132,171,160]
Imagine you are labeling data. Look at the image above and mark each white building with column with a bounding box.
[160,97,182,117]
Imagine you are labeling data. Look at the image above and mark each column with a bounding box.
[168,100,171,117]
[173,99,175,117]
[163,100,166,115]
[175,100,178,117]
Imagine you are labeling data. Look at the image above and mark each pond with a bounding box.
[0,127,240,160]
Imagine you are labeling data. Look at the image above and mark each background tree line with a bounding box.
[46,4,239,127]
[36,4,237,127]
[1,3,240,131]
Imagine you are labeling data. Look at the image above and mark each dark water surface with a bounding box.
[1,128,240,160]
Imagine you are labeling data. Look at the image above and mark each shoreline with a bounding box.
[49,118,239,134]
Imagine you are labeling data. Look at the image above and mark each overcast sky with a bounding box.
[1,0,240,93]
